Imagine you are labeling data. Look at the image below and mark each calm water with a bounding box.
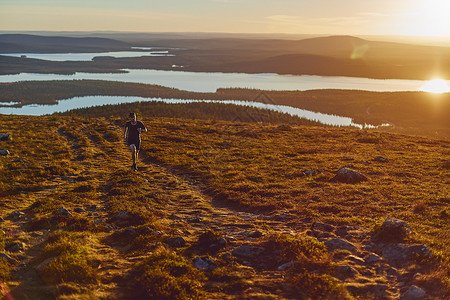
[0,68,433,93]
[1,51,173,61]
[0,95,378,128]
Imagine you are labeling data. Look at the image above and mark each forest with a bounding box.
[1,80,449,139]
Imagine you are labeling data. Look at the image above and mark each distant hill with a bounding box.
[0,34,449,79]
[0,34,131,53]
[195,53,371,77]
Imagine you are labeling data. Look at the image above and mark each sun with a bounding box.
[419,79,450,93]
[409,0,450,36]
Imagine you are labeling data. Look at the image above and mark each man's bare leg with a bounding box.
[130,144,137,168]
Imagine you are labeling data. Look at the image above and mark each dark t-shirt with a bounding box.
[125,121,146,142]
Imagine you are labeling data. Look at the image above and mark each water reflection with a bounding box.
[1,51,173,61]
[0,69,432,93]
[0,95,384,129]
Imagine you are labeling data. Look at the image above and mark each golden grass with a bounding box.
[0,113,448,299]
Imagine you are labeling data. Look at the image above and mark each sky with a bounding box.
[1,0,449,38]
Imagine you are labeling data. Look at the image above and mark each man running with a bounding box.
[123,112,147,171]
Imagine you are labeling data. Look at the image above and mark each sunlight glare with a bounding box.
[419,79,450,93]
[410,0,450,36]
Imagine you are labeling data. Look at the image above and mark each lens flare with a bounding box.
[419,79,450,93]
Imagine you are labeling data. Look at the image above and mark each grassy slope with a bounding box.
[0,112,449,299]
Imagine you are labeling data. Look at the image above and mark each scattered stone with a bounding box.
[12,211,25,220]
[347,255,365,265]
[84,204,98,211]
[303,169,316,176]
[0,150,10,156]
[324,238,357,252]
[36,257,58,271]
[57,207,72,217]
[331,167,368,184]
[335,265,358,280]
[373,218,412,243]
[346,283,389,298]
[312,222,335,232]
[0,217,4,223]
[74,207,85,213]
[0,134,11,141]
[365,253,381,264]
[205,128,217,134]
[125,227,136,234]
[6,242,26,253]
[401,285,426,300]
[117,211,129,219]
[192,257,217,271]
[232,244,265,258]
[165,236,186,248]
[374,156,389,163]
[277,261,296,271]
[221,252,233,261]
[341,156,354,161]
[248,230,263,238]
[0,252,17,263]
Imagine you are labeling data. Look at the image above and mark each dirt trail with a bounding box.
[2,120,418,299]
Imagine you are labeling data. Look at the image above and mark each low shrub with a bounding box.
[38,231,97,284]
[133,247,206,299]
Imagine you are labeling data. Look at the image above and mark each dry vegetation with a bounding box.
[0,107,449,299]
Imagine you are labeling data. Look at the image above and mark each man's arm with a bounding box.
[138,122,147,133]
[123,125,128,139]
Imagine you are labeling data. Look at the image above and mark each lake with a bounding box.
[0,68,437,93]
[0,95,382,128]
[1,51,173,61]
[0,51,446,124]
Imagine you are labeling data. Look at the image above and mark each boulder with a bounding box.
[401,285,426,300]
[381,244,431,265]
[331,167,368,184]
[0,150,10,156]
[373,218,412,243]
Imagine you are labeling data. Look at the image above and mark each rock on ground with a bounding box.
[331,167,368,184]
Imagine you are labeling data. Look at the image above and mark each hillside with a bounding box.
[0,108,449,299]
[1,34,449,80]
